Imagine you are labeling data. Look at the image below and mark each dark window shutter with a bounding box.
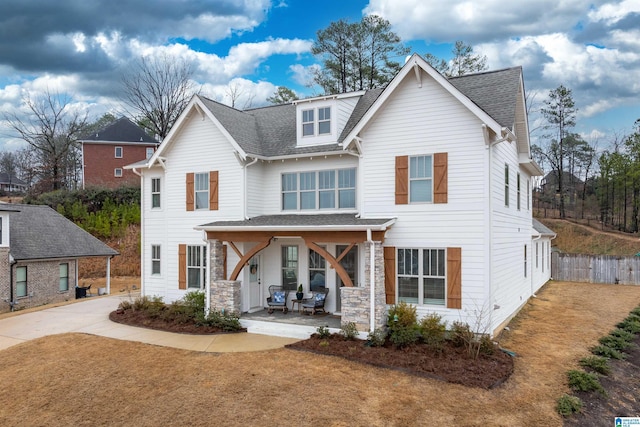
[434,152,448,204]
[178,244,187,290]
[209,171,219,211]
[186,173,194,211]
[383,246,396,304]
[395,156,408,205]
[447,247,461,309]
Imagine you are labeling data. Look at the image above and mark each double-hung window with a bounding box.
[115,146,123,158]
[59,263,69,291]
[16,266,27,298]
[397,248,446,306]
[282,245,298,291]
[151,178,161,208]
[504,164,510,207]
[318,107,331,134]
[146,147,154,159]
[281,168,356,211]
[409,155,433,203]
[302,109,314,136]
[114,168,123,177]
[309,248,326,291]
[187,245,206,289]
[301,107,331,137]
[194,173,209,210]
[151,245,161,275]
[517,173,521,210]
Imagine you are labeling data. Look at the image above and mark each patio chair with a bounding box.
[267,285,289,314]
[302,287,329,315]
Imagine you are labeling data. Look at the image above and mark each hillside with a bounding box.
[79,224,140,278]
[539,218,640,256]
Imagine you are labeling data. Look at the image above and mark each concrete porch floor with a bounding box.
[240,308,342,339]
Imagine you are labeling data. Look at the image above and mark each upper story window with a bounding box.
[517,173,521,210]
[194,172,209,210]
[115,146,123,158]
[151,178,161,208]
[301,107,331,137]
[504,164,510,207]
[282,168,356,211]
[409,155,433,203]
[146,147,154,159]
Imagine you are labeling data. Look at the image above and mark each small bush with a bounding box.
[449,321,474,347]
[591,345,626,360]
[389,325,421,348]
[201,310,242,331]
[316,325,331,339]
[419,313,447,349]
[478,335,496,356]
[556,394,583,416]
[567,370,606,395]
[366,328,387,347]
[610,328,636,342]
[599,335,634,351]
[579,356,611,375]
[118,300,132,311]
[387,301,417,328]
[340,322,359,340]
[630,306,640,317]
[616,318,640,334]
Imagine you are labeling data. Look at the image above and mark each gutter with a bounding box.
[194,220,396,233]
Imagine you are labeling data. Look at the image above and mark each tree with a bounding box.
[267,86,299,104]
[311,16,408,94]
[0,151,18,195]
[540,85,577,219]
[2,90,88,192]
[121,53,198,140]
[424,41,488,77]
[82,113,118,138]
[224,81,255,110]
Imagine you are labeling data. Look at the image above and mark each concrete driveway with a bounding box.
[0,294,297,352]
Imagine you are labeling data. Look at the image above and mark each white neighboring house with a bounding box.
[126,54,554,337]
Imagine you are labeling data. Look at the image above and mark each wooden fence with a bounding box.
[552,252,640,285]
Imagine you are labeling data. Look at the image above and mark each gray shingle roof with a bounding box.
[448,67,522,129]
[0,173,26,186]
[8,204,119,260]
[80,117,157,143]
[198,214,395,229]
[533,218,556,237]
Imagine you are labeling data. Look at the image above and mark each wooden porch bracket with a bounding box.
[335,243,355,264]
[305,239,354,287]
[228,237,273,281]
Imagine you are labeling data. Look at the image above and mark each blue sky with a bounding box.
[0,0,639,156]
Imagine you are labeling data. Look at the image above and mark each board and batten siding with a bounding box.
[357,70,490,327]
[142,113,244,303]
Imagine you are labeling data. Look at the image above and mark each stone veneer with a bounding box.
[340,241,387,332]
[208,239,241,315]
[0,248,10,312]
[0,258,77,313]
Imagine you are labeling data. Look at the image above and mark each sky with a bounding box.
[0,0,639,153]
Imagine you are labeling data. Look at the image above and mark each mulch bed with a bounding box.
[108,310,247,335]
[286,334,514,389]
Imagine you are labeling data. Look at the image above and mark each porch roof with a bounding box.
[196,214,396,232]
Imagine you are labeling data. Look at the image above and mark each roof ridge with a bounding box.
[448,66,522,80]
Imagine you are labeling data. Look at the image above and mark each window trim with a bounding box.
[281,245,299,291]
[397,248,447,306]
[146,147,154,159]
[409,155,434,204]
[517,173,521,210]
[281,168,356,211]
[300,106,332,138]
[302,109,315,137]
[151,244,161,276]
[59,263,69,292]
[16,266,27,298]
[114,168,123,178]
[194,172,209,210]
[318,106,331,135]
[524,244,528,277]
[504,164,510,207]
[115,146,123,158]
[309,247,327,291]
[186,245,206,289]
[151,178,161,209]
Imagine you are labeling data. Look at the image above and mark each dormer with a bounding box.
[294,91,365,147]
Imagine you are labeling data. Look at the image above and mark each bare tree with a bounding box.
[0,151,18,196]
[225,81,255,109]
[424,41,488,77]
[121,53,198,140]
[2,90,87,191]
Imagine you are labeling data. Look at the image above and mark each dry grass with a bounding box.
[540,218,640,255]
[1,281,639,426]
[79,225,141,278]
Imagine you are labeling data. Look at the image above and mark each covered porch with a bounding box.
[196,214,395,336]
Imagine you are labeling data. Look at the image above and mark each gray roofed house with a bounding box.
[80,117,157,143]
[0,172,28,193]
[0,204,118,313]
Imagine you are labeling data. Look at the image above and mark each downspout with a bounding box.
[80,142,85,190]
[367,228,375,332]
[531,233,542,297]
[8,253,16,311]
[243,157,259,219]
[202,230,211,315]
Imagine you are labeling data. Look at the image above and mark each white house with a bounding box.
[126,54,553,337]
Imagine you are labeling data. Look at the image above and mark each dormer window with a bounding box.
[301,107,332,138]
[318,107,331,134]
[302,110,314,136]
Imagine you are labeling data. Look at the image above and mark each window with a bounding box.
[16,266,27,298]
[115,146,123,158]
[282,245,298,291]
[194,172,209,210]
[504,164,510,207]
[151,245,161,275]
[409,155,433,203]
[282,168,356,211]
[302,109,314,136]
[397,248,446,305]
[187,245,206,288]
[146,147,154,159]
[524,245,528,277]
[151,178,161,208]
[114,168,123,177]
[318,107,331,134]
[309,248,326,291]
[59,263,69,291]
[527,180,530,210]
[517,173,521,210]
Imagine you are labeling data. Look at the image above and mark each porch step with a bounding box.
[240,319,340,340]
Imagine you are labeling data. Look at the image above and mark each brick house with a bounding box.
[79,117,158,189]
[0,203,118,313]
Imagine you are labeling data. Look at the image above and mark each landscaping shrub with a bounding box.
[389,325,421,348]
[567,370,606,395]
[556,394,583,416]
[419,312,447,349]
[617,317,640,334]
[609,328,636,342]
[591,345,626,360]
[316,325,331,339]
[366,328,387,347]
[387,301,417,328]
[449,321,474,347]
[478,335,496,356]
[598,335,634,351]
[340,322,359,340]
[579,356,611,375]
[200,310,242,332]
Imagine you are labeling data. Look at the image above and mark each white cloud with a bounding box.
[588,0,640,25]
[201,78,277,109]
[289,63,319,87]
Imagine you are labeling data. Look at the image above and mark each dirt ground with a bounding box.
[0,281,639,426]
